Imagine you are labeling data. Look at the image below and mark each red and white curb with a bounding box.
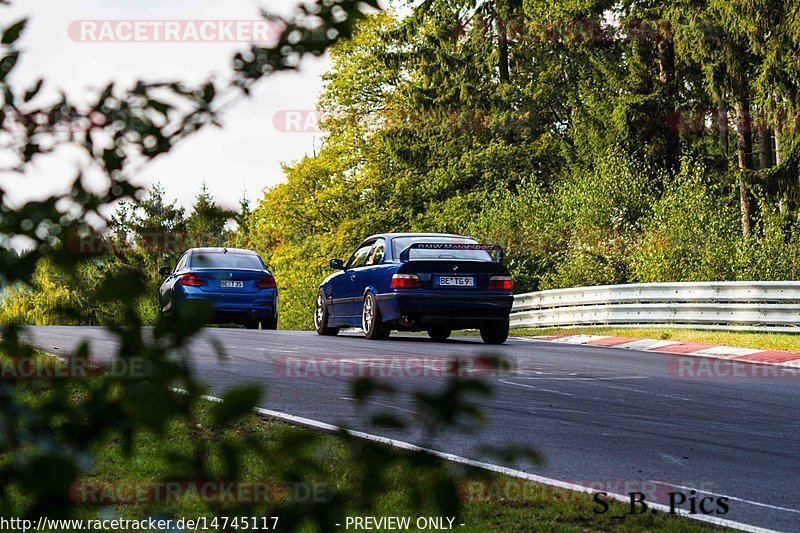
[517,334,800,369]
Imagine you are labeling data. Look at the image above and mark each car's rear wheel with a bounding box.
[427,327,451,342]
[362,292,391,340]
[314,290,339,336]
[165,299,179,330]
[260,314,278,330]
[480,319,509,345]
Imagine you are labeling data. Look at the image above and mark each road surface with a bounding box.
[22,326,800,532]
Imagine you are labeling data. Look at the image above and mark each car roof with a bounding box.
[362,232,469,242]
[188,247,257,254]
[355,234,478,261]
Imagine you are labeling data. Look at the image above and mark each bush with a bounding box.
[266,238,331,330]
[737,209,800,280]
[629,162,741,282]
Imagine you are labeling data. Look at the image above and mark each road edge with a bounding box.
[196,393,778,533]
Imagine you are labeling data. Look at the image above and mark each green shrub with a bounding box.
[629,162,741,282]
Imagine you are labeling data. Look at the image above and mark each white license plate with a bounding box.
[437,276,474,287]
[219,280,244,288]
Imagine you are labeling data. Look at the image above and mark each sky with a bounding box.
[0,0,342,214]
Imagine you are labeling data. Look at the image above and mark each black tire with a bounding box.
[159,306,177,333]
[314,290,339,336]
[480,319,509,345]
[427,327,452,342]
[260,314,278,330]
[166,299,179,331]
[362,292,391,340]
[245,321,259,330]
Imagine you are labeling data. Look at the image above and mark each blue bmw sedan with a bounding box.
[314,233,514,344]
[158,247,278,329]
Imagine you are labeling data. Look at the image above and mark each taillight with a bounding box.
[391,274,421,289]
[488,275,513,291]
[180,273,204,287]
[257,276,276,288]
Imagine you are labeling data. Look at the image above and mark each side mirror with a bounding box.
[159,266,172,276]
[329,258,344,270]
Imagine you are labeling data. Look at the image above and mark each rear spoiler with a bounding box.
[398,243,504,264]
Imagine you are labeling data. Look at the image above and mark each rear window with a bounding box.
[391,236,493,261]
[190,252,265,270]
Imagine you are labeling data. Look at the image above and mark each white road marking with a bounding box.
[659,453,688,466]
[694,346,765,357]
[559,335,611,344]
[498,379,575,397]
[616,339,682,350]
[509,375,650,381]
[340,396,418,415]
[601,383,694,402]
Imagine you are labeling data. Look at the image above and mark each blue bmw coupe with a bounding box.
[158,247,278,329]
[314,233,514,344]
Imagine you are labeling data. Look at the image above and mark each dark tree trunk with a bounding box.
[497,17,509,82]
[734,99,753,236]
[717,99,729,160]
[774,93,783,165]
[658,38,679,167]
[757,118,772,170]
[657,39,674,85]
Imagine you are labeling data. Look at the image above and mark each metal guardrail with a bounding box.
[510,281,800,332]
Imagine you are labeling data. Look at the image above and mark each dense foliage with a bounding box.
[228,2,800,330]
[1,182,234,325]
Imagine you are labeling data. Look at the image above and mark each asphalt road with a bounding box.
[22,326,800,532]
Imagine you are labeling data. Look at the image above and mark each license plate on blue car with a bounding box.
[436,276,474,287]
[219,280,244,288]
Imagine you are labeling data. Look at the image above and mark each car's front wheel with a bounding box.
[314,290,339,336]
[362,292,391,340]
[480,319,509,345]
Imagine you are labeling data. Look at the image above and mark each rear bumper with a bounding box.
[377,291,513,326]
[210,307,275,324]
[178,292,277,324]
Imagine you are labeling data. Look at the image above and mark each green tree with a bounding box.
[236,0,800,330]
[186,181,235,247]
